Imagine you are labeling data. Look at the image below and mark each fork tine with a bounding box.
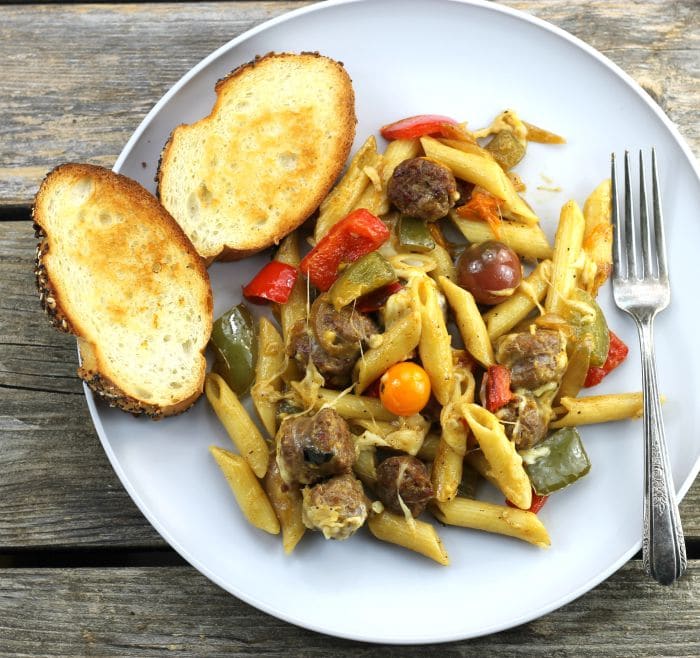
[652,148,669,281]
[611,153,625,279]
[639,151,654,277]
[624,151,638,278]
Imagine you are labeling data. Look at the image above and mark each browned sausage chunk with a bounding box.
[301,473,368,540]
[287,295,378,389]
[276,408,355,485]
[375,455,434,517]
[496,330,567,391]
[387,157,458,222]
[496,392,550,449]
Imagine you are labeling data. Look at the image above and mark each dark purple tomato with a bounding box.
[456,240,522,305]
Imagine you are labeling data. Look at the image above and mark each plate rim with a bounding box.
[91,0,700,644]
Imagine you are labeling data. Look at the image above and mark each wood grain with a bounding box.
[0,562,697,656]
[0,0,698,206]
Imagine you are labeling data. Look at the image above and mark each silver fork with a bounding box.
[611,150,686,585]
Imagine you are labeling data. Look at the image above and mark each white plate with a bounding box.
[97,0,700,644]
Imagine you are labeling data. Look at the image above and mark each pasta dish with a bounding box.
[204,110,639,564]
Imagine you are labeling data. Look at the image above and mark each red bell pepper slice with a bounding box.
[483,364,513,412]
[380,114,460,141]
[242,261,298,305]
[507,491,548,514]
[355,281,403,313]
[584,329,629,387]
[299,208,390,291]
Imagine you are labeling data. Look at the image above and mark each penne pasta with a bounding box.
[426,243,458,283]
[263,458,305,553]
[314,136,378,241]
[421,136,539,224]
[551,392,644,428]
[415,276,454,405]
[580,179,613,296]
[432,498,550,548]
[275,232,306,350]
[251,317,285,439]
[483,260,552,341]
[367,510,450,566]
[205,373,270,479]
[462,403,532,510]
[313,388,397,422]
[450,212,553,260]
[210,446,280,535]
[545,199,585,314]
[439,275,494,367]
[354,310,422,394]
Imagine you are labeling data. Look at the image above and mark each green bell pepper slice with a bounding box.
[564,288,610,367]
[398,215,436,253]
[328,251,397,310]
[209,303,257,396]
[485,130,526,170]
[522,427,591,495]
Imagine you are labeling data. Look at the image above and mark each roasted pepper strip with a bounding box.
[242,261,298,304]
[210,304,257,396]
[355,281,404,313]
[380,114,459,141]
[483,364,513,412]
[398,215,436,253]
[328,251,397,310]
[299,208,390,291]
[584,330,629,387]
[522,427,591,495]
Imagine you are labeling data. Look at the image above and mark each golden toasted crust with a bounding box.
[34,163,213,418]
[157,51,356,262]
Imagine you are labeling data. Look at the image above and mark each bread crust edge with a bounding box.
[33,163,212,419]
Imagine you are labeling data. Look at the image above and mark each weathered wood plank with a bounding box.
[1,217,699,547]
[0,0,698,206]
[0,562,697,655]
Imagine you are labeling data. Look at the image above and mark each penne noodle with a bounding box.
[354,310,422,394]
[551,392,644,428]
[367,510,450,566]
[431,431,465,503]
[205,373,270,478]
[210,447,280,535]
[251,317,285,439]
[581,179,613,296]
[315,136,378,240]
[353,446,378,488]
[426,243,457,283]
[416,432,441,462]
[450,212,553,261]
[275,232,306,349]
[545,199,585,314]
[462,403,532,510]
[432,498,550,548]
[263,457,305,553]
[439,276,494,367]
[313,388,397,422]
[421,136,539,224]
[483,260,552,341]
[415,276,454,405]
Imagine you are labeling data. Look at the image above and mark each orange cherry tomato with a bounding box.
[379,362,431,417]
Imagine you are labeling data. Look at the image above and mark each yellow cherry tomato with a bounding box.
[379,362,431,416]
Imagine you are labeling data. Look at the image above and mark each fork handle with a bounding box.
[636,314,687,585]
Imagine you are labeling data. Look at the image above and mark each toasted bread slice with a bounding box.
[34,163,213,418]
[157,51,356,262]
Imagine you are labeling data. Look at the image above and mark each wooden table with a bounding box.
[1,1,698,654]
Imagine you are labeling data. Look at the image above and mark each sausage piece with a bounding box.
[301,473,368,540]
[287,295,378,389]
[387,157,458,222]
[375,455,434,517]
[276,408,355,485]
[496,330,567,391]
[496,392,549,449]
